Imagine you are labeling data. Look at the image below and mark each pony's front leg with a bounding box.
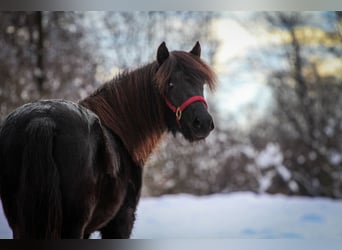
[100,205,137,238]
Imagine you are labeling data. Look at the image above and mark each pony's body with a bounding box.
[0,100,141,238]
[0,42,216,238]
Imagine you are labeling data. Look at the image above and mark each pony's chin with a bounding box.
[188,134,208,142]
[181,128,210,142]
[169,123,211,142]
[193,134,208,141]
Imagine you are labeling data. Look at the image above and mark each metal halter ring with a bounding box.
[175,107,182,120]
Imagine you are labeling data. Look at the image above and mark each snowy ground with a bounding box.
[1,192,342,239]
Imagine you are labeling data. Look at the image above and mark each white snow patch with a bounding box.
[329,152,342,165]
[256,143,283,169]
[276,165,291,181]
[2,192,342,239]
[289,181,299,192]
[258,171,276,193]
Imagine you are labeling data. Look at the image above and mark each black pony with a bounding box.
[0,42,216,239]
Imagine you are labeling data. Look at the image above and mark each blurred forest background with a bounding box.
[1,11,342,198]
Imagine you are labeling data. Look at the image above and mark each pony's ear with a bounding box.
[190,41,201,57]
[157,42,169,65]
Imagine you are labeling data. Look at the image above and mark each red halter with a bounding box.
[163,95,208,128]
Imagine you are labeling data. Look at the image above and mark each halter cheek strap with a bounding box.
[163,95,208,128]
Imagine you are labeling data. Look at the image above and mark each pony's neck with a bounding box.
[80,62,166,165]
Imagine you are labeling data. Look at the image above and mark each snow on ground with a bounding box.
[1,192,342,239]
[131,192,342,239]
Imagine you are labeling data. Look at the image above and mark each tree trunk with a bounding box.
[35,11,44,93]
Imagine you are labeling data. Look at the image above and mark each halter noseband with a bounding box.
[163,92,208,128]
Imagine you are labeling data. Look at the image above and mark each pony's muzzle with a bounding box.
[191,114,214,138]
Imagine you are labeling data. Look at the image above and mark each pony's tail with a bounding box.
[18,117,62,239]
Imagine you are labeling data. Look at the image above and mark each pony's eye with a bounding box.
[168,82,174,89]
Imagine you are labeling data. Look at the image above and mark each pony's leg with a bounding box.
[54,142,97,238]
[100,166,142,239]
[59,181,96,238]
[60,201,92,238]
[60,197,94,239]
[100,205,137,239]
[12,225,20,239]
[83,233,91,239]
[99,142,143,239]
[61,225,85,238]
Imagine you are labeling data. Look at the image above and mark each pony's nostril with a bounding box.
[209,120,215,131]
[192,118,201,129]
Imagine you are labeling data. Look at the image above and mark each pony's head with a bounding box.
[155,41,217,141]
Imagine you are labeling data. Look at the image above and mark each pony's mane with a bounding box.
[80,50,216,165]
[155,51,216,93]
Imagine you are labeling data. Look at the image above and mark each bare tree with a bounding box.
[103,11,220,69]
[0,12,99,121]
[252,12,342,197]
